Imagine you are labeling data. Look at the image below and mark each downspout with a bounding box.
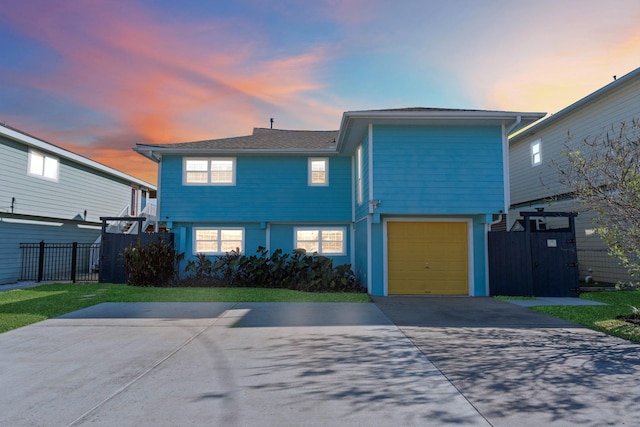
[487,117,520,296]
[502,115,521,213]
[154,152,162,232]
[367,122,374,294]
[351,155,356,268]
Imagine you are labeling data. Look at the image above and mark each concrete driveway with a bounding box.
[374,296,640,427]
[1,298,639,426]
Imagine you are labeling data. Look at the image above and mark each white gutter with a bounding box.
[134,146,338,162]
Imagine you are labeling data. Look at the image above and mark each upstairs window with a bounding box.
[295,227,345,255]
[193,228,244,254]
[28,149,59,181]
[184,158,235,185]
[308,158,328,186]
[531,140,542,166]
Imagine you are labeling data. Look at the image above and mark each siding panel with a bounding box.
[161,155,352,223]
[1,136,135,222]
[373,125,505,214]
[510,77,640,205]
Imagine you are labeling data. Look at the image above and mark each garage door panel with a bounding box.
[388,221,468,295]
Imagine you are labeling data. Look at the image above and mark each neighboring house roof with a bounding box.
[135,128,339,161]
[0,123,155,190]
[510,67,640,143]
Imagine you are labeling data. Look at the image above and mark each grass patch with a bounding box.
[0,283,370,334]
[532,291,640,343]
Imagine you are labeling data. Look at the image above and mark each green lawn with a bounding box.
[531,291,640,343]
[0,283,370,334]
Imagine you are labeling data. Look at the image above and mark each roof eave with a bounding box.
[133,145,338,158]
[336,110,546,152]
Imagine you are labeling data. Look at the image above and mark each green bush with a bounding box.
[183,246,363,292]
[122,238,184,287]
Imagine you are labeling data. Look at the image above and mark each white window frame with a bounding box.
[308,157,329,186]
[294,227,346,256]
[183,157,236,185]
[356,146,363,205]
[193,227,244,255]
[27,149,59,181]
[530,139,542,166]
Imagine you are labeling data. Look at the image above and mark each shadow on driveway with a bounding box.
[374,296,640,427]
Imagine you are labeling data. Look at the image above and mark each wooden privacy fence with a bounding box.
[488,211,580,297]
[99,232,174,284]
[20,241,100,283]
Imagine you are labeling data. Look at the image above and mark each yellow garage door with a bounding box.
[387,222,468,295]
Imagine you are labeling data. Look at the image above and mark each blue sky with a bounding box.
[1,0,638,184]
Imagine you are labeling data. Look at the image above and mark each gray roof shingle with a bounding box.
[139,128,338,152]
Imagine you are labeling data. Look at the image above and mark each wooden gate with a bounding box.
[98,217,174,283]
[489,211,579,297]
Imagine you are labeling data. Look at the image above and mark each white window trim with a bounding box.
[530,139,542,166]
[294,226,346,256]
[183,157,236,185]
[308,157,329,186]
[192,227,245,255]
[27,149,59,182]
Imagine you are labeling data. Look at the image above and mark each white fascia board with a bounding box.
[134,147,339,157]
[1,125,155,190]
[343,110,545,121]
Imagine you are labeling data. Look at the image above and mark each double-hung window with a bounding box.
[28,149,59,181]
[295,227,346,255]
[193,228,244,254]
[184,158,235,185]
[531,140,542,166]
[308,158,328,186]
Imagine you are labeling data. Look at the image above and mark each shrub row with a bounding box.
[122,241,364,293]
[183,246,364,292]
[122,238,184,287]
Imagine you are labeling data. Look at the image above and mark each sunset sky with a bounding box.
[1,0,639,185]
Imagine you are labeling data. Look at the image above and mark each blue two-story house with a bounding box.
[135,108,543,296]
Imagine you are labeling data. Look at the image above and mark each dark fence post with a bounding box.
[37,240,45,282]
[71,242,78,283]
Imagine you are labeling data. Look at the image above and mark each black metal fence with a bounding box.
[577,248,635,285]
[20,241,100,283]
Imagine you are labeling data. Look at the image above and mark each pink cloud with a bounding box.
[1,0,341,183]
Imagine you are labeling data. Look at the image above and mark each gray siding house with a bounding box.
[508,67,640,284]
[0,124,156,285]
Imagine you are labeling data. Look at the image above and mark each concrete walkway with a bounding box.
[1,298,639,426]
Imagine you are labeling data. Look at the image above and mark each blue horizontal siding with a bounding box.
[372,125,504,214]
[161,155,351,223]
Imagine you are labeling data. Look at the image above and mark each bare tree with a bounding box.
[558,119,640,282]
